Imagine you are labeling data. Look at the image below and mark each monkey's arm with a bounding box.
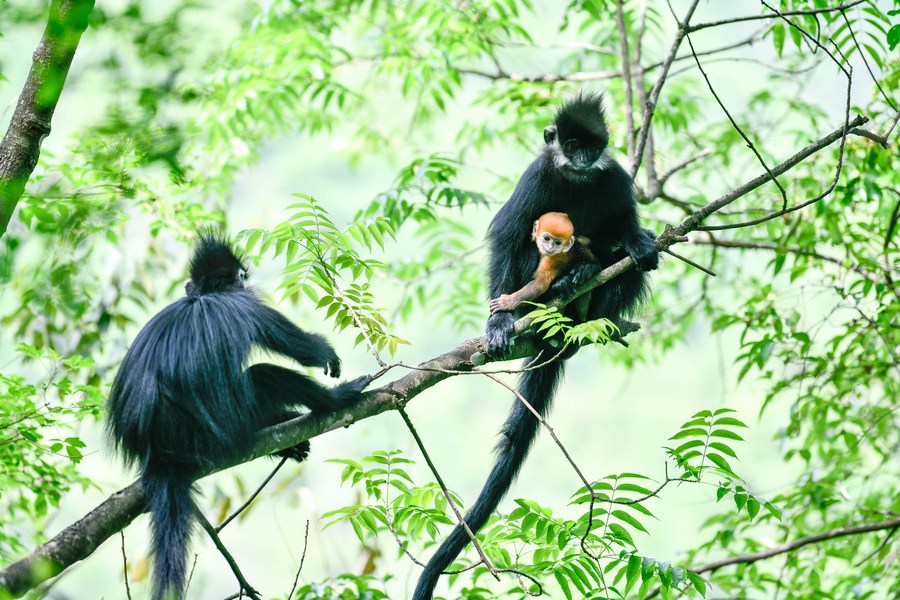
[609,166,658,271]
[485,180,543,356]
[489,264,555,313]
[252,302,342,378]
[623,226,659,272]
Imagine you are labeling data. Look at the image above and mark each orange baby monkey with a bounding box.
[489,212,598,314]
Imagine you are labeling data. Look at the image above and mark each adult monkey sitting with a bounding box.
[413,93,658,599]
[107,234,370,600]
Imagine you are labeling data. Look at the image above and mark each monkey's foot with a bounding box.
[345,374,373,392]
[333,374,372,407]
[277,440,311,463]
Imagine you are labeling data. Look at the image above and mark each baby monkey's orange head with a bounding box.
[532,212,575,256]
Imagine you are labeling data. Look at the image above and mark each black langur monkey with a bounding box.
[106,234,370,600]
[413,93,658,599]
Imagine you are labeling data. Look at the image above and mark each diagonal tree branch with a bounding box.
[686,0,866,34]
[0,112,872,598]
[0,0,94,238]
[646,515,900,598]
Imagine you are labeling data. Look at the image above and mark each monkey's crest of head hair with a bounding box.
[554,91,609,144]
[538,212,574,238]
[188,231,248,295]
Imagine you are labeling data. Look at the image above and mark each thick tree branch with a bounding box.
[0,0,94,238]
[0,483,144,597]
[0,329,545,597]
[0,112,873,598]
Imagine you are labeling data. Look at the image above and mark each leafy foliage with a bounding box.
[0,345,102,559]
[525,303,620,347]
[289,574,391,600]
[241,195,409,356]
[323,406,760,599]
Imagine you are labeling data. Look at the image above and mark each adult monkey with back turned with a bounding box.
[107,234,370,600]
[413,93,659,599]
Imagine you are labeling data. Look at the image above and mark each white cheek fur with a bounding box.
[591,149,613,170]
[549,141,611,173]
[548,140,569,169]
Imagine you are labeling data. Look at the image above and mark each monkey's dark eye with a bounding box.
[542,234,551,241]
[238,269,247,282]
[555,240,561,246]
[562,139,581,154]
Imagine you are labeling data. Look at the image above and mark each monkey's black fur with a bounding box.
[107,234,369,600]
[413,93,658,599]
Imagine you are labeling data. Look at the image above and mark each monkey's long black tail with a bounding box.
[143,467,195,600]
[412,359,565,600]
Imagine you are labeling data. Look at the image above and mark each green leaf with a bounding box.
[888,25,900,50]
[670,428,709,440]
[711,416,748,428]
[746,497,761,519]
[706,452,733,473]
[708,442,738,458]
[772,22,786,56]
[687,572,707,595]
[624,554,642,595]
[710,429,744,441]
[612,510,648,534]
[554,571,573,600]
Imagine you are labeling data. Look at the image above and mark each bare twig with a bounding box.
[698,2,853,232]
[646,516,900,598]
[195,510,261,600]
[184,554,199,598]
[685,0,866,34]
[119,532,132,600]
[498,40,618,56]
[643,31,766,73]
[658,149,711,187]
[849,127,889,148]
[286,520,310,600]
[692,235,890,289]
[399,406,544,590]
[663,247,716,276]
[684,30,788,210]
[854,525,898,567]
[483,372,594,496]
[839,9,896,112]
[457,67,621,83]
[882,109,900,141]
[397,408,500,581]
[468,31,766,88]
[216,456,288,533]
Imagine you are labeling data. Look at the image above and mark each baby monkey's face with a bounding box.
[536,231,574,256]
